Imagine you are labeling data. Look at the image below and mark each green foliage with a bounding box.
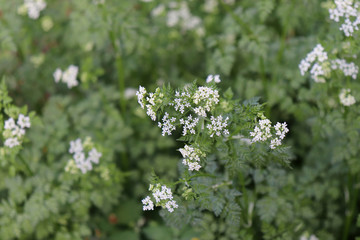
[0,0,359,239]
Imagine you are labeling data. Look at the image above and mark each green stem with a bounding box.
[342,173,359,240]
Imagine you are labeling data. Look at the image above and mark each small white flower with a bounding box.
[17,114,31,129]
[250,119,272,142]
[179,115,199,136]
[274,122,289,140]
[53,68,62,83]
[69,138,83,154]
[4,118,16,130]
[158,112,176,136]
[4,138,20,148]
[179,144,205,171]
[24,0,46,20]
[11,126,26,138]
[339,88,356,106]
[136,86,147,109]
[193,86,219,117]
[207,115,229,137]
[206,74,221,83]
[62,65,79,89]
[88,148,102,164]
[142,196,154,211]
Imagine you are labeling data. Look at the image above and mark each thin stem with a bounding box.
[342,173,359,240]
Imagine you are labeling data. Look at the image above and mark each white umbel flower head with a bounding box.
[67,138,102,174]
[69,138,83,154]
[142,184,178,213]
[4,118,16,130]
[142,196,154,211]
[207,115,230,137]
[339,88,356,106]
[136,86,147,109]
[329,0,360,37]
[17,114,31,129]
[23,0,46,19]
[53,68,62,83]
[88,148,102,164]
[4,138,20,148]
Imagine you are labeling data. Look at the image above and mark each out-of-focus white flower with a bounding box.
[329,0,360,37]
[17,114,31,128]
[23,0,47,20]
[53,65,79,88]
[339,88,356,106]
[67,138,102,174]
[4,138,20,148]
[3,114,31,148]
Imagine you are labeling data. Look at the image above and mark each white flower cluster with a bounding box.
[3,114,31,148]
[53,65,79,89]
[207,115,230,137]
[179,115,199,136]
[250,119,272,142]
[166,2,202,32]
[142,184,178,212]
[339,88,356,106]
[299,44,329,83]
[174,91,191,114]
[250,119,289,149]
[179,144,205,171]
[136,79,222,138]
[67,138,102,174]
[136,86,147,109]
[19,0,46,20]
[193,86,220,117]
[329,0,360,37]
[206,74,221,83]
[270,122,289,149]
[331,58,358,79]
[158,112,176,136]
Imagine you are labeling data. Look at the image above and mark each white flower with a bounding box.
[88,148,102,164]
[62,65,79,89]
[339,88,356,106]
[164,200,178,212]
[250,119,272,142]
[73,152,86,164]
[329,0,360,36]
[142,196,154,211]
[299,44,328,81]
[270,137,282,149]
[173,90,191,114]
[331,59,358,79]
[207,115,229,137]
[17,114,31,128]
[274,122,289,140]
[193,86,219,117]
[146,104,156,121]
[158,112,176,136]
[179,115,199,135]
[53,68,62,83]
[206,74,221,83]
[142,184,178,212]
[4,138,20,148]
[4,118,16,130]
[136,86,147,109]
[11,126,26,138]
[24,0,46,20]
[69,138,83,154]
[179,144,205,171]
